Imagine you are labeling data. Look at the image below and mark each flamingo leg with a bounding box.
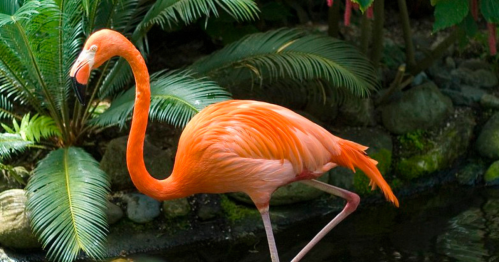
[260,208,280,262]
[292,179,360,262]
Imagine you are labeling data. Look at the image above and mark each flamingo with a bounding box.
[70,29,399,262]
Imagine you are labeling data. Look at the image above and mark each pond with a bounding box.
[112,186,499,262]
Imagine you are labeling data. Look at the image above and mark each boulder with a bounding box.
[100,136,173,191]
[440,85,486,106]
[381,82,453,135]
[107,201,124,225]
[395,109,475,180]
[480,94,499,110]
[163,198,191,219]
[195,194,223,220]
[337,97,376,127]
[0,189,40,248]
[484,161,499,186]
[476,112,499,160]
[451,67,498,89]
[125,193,161,223]
[454,161,486,186]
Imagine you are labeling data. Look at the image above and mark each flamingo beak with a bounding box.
[70,50,94,106]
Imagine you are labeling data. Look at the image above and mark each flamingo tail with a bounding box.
[332,139,399,207]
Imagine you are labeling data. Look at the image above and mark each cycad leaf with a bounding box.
[189,28,378,97]
[0,95,16,119]
[0,133,32,161]
[138,0,259,30]
[26,147,109,262]
[3,113,62,142]
[93,70,230,128]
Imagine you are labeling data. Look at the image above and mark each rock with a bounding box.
[441,85,486,106]
[476,112,499,160]
[480,94,499,109]
[454,161,486,186]
[451,67,498,89]
[329,127,393,195]
[411,72,428,86]
[163,198,191,219]
[381,82,453,135]
[337,97,376,127]
[396,109,475,180]
[229,173,330,206]
[100,136,173,191]
[483,199,499,239]
[304,101,338,126]
[125,193,161,223]
[484,161,499,186]
[459,59,491,71]
[195,194,222,220]
[444,56,456,69]
[0,168,28,192]
[0,189,40,248]
[107,201,124,225]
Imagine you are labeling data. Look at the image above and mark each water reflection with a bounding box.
[114,187,499,262]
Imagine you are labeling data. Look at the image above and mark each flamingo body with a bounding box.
[70,29,398,262]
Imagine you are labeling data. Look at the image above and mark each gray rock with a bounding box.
[125,193,161,223]
[455,162,486,186]
[396,109,475,180]
[480,94,499,109]
[304,101,338,126]
[381,82,453,134]
[441,85,486,106]
[459,59,491,71]
[337,97,376,127]
[229,173,330,206]
[444,56,456,69]
[163,198,191,219]
[451,67,498,89]
[412,71,429,86]
[476,113,499,160]
[329,127,393,194]
[107,201,124,225]
[195,194,222,220]
[0,189,40,248]
[100,136,174,191]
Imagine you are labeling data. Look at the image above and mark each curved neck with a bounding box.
[121,39,183,201]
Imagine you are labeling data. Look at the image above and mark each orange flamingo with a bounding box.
[70,29,399,262]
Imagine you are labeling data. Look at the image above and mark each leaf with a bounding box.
[26,147,110,262]
[138,0,259,30]
[459,13,478,38]
[0,133,32,160]
[433,0,469,32]
[8,113,62,142]
[351,0,374,11]
[189,28,378,98]
[481,0,499,23]
[92,70,230,128]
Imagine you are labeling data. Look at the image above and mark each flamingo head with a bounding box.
[70,29,122,105]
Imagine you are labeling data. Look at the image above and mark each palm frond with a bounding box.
[0,133,33,161]
[189,28,379,97]
[0,95,18,119]
[138,0,259,30]
[2,113,61,142]
[0,0,22,15]
[26,147,109,262]
[93,70,230,128]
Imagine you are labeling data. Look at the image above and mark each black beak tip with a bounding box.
[71,76,87,106]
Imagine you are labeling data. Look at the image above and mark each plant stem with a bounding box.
[370,0,385,68]
[360,13,371,54]
[397,0,416,69]
[409,28,463,76]
[327,0,341,38]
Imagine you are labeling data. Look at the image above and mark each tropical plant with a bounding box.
[0,0,378,261]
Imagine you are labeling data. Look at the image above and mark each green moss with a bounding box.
[485,161,499,185]
[398,130,431,153]
[396,151,443,180]
[220,195,258,222]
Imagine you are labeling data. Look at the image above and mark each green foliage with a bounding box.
[93,70,230,128]
[0,163,29,185]
[432,0,469,32]
[481,0,499,23]
[190,28,378,99]
[351,0,374,11]
[1,113,61,142]
[0,133,33,160]
[27,147,110,262]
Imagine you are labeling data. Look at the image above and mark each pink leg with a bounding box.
[260,208,280,262]
[292,179,360,262]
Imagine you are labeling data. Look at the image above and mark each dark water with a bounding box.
[113,186,499,262]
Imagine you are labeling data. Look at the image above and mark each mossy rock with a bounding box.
[476,112,499,160]
[395,109,475,180]
[353,148,392,195]
[484,161,499,186]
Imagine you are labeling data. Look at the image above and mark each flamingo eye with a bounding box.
[89,45,98,52]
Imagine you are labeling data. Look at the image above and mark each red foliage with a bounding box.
[344,0,352,26]
[488,23,497,55]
